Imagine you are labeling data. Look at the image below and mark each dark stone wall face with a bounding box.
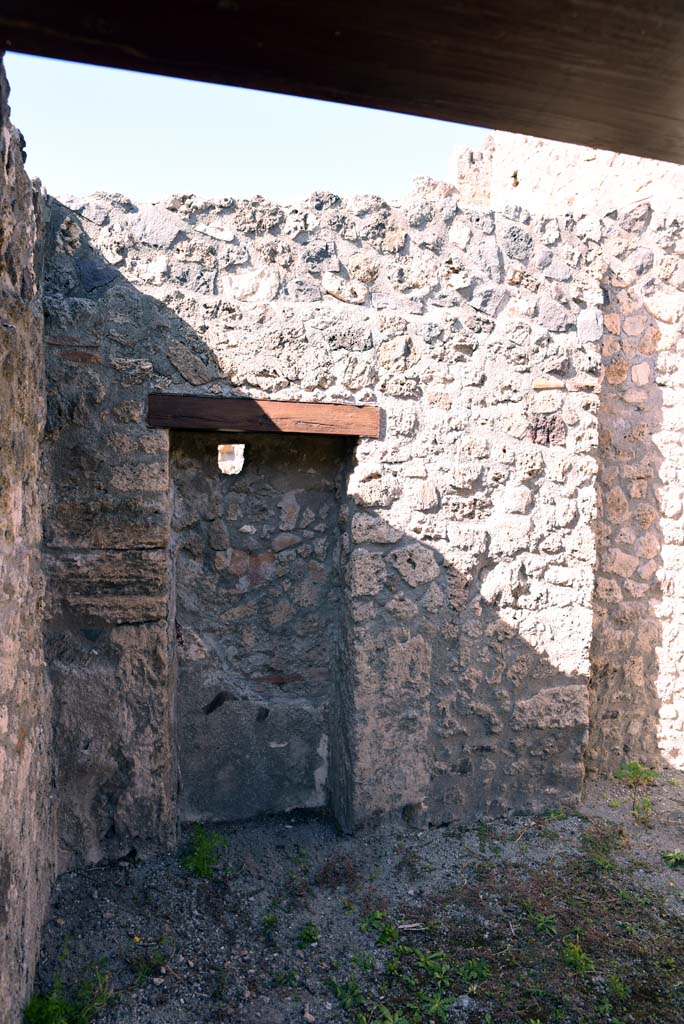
[0,58,53,1022]
[172,431,349,820]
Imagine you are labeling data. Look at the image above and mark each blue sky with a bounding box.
[4,53,488,204]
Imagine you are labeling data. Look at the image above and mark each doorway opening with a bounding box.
[171,430,353,822]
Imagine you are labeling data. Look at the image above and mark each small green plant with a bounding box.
[361,1008,410,1024]
[292,847,310,868]
[24,965,115,1024]
[529,910,558,936]
[410,990,454,1022]
[271,969,299,988]
[211,969,228,1003]
[126,936,168,985]
[24,984,72,1024]
[360,910,387,933]
[298,922,320,947]
[477,822,498,850]
[607,973,629,1000]
[560,939,595,975]
[545,808,568,821]
[614,761,658,787]
[662,849,684,869]
[633,795,654,827]
[359,910,399,946]
[261,912,278,936]
[414,949,451,987]
[614,761,658,825]
[179,824,227,879]
[582,821,626,871]
[457,958,492,984]
[352,952,375,972]
[377,922,400,946]
[330,975,365,1010]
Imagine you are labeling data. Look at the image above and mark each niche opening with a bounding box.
[217,443,245,475]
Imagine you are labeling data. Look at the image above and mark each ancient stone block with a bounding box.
[392,545,441,587]
[167,341,216,384]
[512,685,589,731]
[350,549,386,595]
[577,307,603,342]
[527,414,567,446]
[604,548,639,578]
[221,266,280,301]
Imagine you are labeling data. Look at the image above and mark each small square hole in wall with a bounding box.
[217,443,245,475]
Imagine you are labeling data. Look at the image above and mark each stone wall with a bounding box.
[172,430,349,821]
[42,177,605,854]
[588,207,684,771]
[2,60,684,1016]
[450,131,684,218]
[0,60,53,1021]
[42,206,177,865]
[451,135,684,774]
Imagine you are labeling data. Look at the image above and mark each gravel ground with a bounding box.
[29,772,684,1024]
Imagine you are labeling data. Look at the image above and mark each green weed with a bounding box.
[330,975,365,1010]
[360,910,387,933]
[414,949,451,987]
[360,910,399,946]
[179,824,227,879]
[614,761,658,826]
[662,849,684,869]
[298,922,320,947]
[360,1008,410,1024]
[126,936,168,986]
[614,761,658,787]
[582,821,626,870]
[560,939,594,975]
[24,965,115,1024]
[633,795,654,827]
[261,912,278,936]
[528,910,557,936]
[457,958,491,984]
[271,969,299,988]
[352,952,375,972]
[410,989,453,1022]
[607,973,629,1000]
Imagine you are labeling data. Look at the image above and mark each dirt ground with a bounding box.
[29,772,684,1024]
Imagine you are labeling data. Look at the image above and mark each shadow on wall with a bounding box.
[170,429,353,825]
[169,428,592,835]
[41,196,677,869]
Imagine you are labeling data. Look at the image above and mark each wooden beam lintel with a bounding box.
[147,393,381,439]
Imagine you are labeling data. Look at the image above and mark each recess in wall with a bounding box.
[217,443,245,475]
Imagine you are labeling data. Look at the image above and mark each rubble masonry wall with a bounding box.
[0,61,53,1021]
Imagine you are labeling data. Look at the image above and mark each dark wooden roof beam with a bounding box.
[147,393,381,438]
